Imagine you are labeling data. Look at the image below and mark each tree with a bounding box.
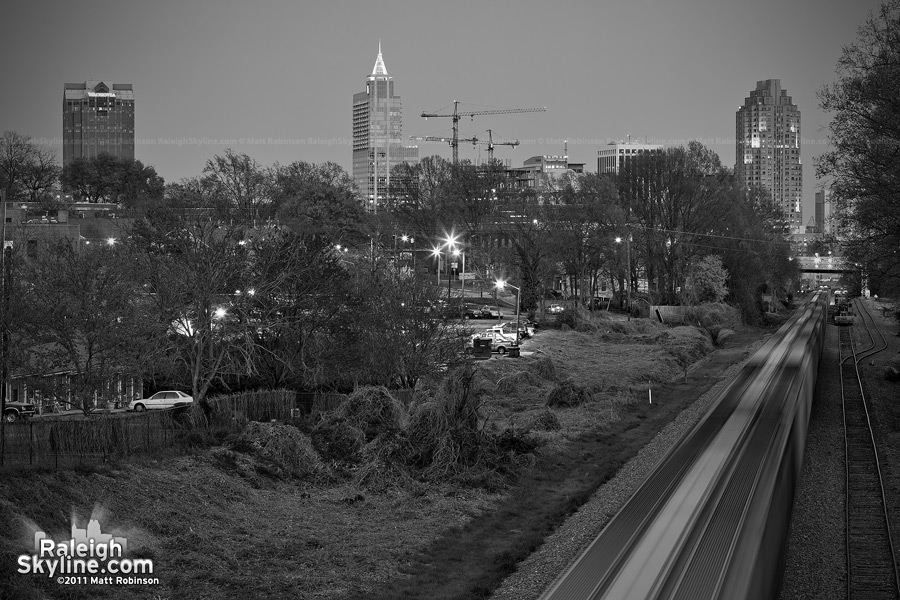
[388,155,455,240]
[615,143,734,305]
[0,131,56,203]
[683,255,729,304]
[202,149,273,219]
[272,160,365,243]
[19,145,61,204]
[127,207,255,411]
[61,153,164,208]
[548,173,622,307]
[818,0,900,295]
[18,242,154,415]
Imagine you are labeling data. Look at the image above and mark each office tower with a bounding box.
[736,79,802,232]
[815,189,831,234]
[63,81,135,166]
[352,43,418,210]
[597,140,663,175]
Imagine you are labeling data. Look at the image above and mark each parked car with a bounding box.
[461,304,482,319]
[129,391,194,412]
[4,400,36,423]
[548,304,565,314]
[479,306,503,319]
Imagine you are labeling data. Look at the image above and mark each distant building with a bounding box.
[506,154,585,197]
[63,81,135,167]
[814,188,831,234]
[597,141,663,175]
[735,79,802,233]
[351,44,418,211]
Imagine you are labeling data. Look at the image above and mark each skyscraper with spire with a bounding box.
[352,43,418,210]
[735,79,802,232]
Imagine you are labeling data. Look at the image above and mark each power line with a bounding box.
[630,224,790,246]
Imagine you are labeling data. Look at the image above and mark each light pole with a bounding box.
[495,280,521,350]
[616,234,632,321]
[441,234,459,300]
[432,247,441,285]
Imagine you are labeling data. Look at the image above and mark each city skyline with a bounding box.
[0,0,886,219]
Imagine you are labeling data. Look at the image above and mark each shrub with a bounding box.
[529,410,561,431]
[546,382,593,408]
[530,357,559,382]
[230,421,324,477]
[496,371,541,395]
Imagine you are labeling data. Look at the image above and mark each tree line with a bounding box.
[1,135,800,415]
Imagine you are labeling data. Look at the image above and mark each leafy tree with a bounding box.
[818,0,900,296]
[683,255,729,304]
[272,160,365,243]
[61,153,164,208]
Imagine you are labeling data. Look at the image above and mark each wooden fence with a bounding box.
[0,388,415,470]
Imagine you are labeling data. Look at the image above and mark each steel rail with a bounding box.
[839,300,900,599]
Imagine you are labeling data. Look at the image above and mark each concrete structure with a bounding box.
[352,43,418,211]
[735,79,802,233]
[63,81,135,166]
[597,141,663,175]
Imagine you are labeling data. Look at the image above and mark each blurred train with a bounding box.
[541,291,828,600]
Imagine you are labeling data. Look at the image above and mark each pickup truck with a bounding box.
[4,400,36,423]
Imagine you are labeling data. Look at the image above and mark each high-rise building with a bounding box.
[63,81,135,167]
[352,44,418,210]
[597,141,663,175]
[735,79,802,232]
[814,188,831,234]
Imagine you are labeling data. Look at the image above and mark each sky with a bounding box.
[0,0,886,222]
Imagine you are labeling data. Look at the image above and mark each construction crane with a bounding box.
[420,101,545,163]
[481,129,519,161]
[409,135,480,148]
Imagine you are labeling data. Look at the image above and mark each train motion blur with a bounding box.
[540,291,828,600]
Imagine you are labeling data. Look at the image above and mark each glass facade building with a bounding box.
[352,44,418,210]
[735,79,802,232]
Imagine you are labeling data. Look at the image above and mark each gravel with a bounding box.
[490,337,770,600]
[779,323,845,599]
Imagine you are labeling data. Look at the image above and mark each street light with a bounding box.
[441,234,459,300]
[616,233,632,321]
[495,280,521,351]
[431,247,442,285]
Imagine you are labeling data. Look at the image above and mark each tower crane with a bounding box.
[481,129,519,161]
[420,101,545,163]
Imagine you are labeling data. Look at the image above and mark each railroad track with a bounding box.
[839,298,899,599]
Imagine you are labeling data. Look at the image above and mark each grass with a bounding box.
[0,313,769,600]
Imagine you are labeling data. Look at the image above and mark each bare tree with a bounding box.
[19,242,154,415]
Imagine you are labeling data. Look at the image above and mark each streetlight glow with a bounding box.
[214,307,227,320]
[106,237,116,246]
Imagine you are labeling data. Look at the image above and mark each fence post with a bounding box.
[29,421,33,466]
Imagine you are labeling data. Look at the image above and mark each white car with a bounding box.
[129,391,193,412]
